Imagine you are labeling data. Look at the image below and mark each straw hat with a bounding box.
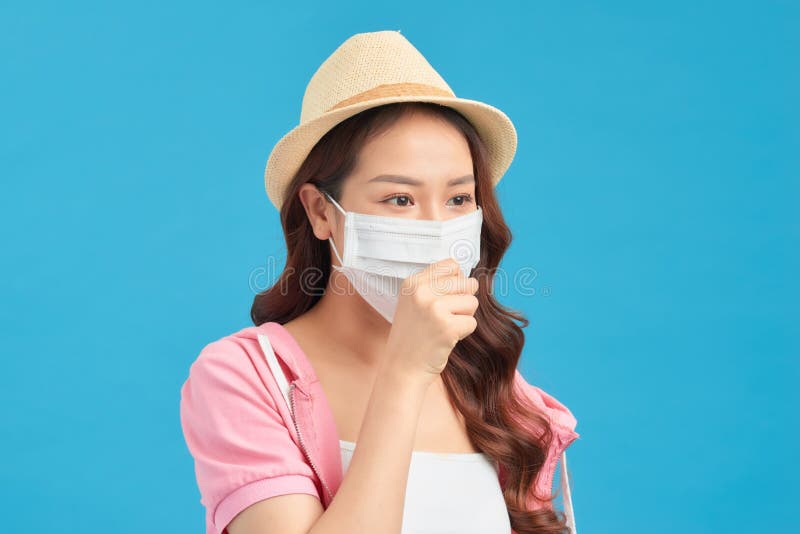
[263,30,518,210]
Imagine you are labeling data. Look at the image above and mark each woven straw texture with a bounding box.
[264,30,517,210]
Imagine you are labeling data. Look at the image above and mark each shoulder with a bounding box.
[185,323,272,378]
[512,368,579,437]
[189,324,263,368]
[179,324,286,422]
[178,324,320,531]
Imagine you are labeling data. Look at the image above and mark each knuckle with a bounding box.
[429,297,446,317]
[413,284,430,303]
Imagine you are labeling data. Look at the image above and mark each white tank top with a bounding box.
[339,439,512,533]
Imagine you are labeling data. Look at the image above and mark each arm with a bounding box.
[227,360,429,534]
[192,260,476,534]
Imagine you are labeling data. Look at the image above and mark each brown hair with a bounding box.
[251,102,571,534]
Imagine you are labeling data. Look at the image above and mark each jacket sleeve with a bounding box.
[513,369,578,440]
[180,343,320,534]
[512,369,580,513]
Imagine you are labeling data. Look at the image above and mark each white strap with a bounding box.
[257,334,292,413]
[560,450,577,534]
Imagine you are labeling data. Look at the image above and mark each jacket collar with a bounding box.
[249,321,343,507]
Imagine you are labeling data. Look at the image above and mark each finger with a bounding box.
[404,259,461,292]
[416,258,460,283]
[428,274,479,296]
[450,315,478,341]
[439,294,480,315]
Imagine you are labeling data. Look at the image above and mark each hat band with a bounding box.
[325,82,454,113]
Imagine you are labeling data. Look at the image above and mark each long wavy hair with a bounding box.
[251,102,570,534]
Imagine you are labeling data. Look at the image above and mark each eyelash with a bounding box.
[382,193,474,206]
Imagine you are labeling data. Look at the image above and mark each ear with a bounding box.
[297,184,336,240]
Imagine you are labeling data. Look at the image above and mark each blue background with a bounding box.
[2,1,797,532]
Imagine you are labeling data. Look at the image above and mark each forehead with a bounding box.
[350,111,474,186]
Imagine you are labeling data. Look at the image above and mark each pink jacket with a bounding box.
[180,321,580,534]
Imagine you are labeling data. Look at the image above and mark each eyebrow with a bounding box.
[367,174,475,187]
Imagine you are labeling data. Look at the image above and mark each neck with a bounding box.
[301,269,393,370]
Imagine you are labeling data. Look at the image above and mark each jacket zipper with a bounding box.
[289,382,334,503]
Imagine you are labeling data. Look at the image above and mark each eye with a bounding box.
[383,194,414,207]
[446,193,474,207]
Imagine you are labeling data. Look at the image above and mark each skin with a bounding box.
[228,109,481,534]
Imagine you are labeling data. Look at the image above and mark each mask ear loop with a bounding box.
[320,190,346,267]
[322,190,347,216]
[328,237,344,267]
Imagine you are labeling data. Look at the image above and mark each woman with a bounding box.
[180,30,579,534]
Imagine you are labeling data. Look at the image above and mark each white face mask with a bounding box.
[322,190,483,323]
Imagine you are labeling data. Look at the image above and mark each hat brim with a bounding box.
[264,95,518,210]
